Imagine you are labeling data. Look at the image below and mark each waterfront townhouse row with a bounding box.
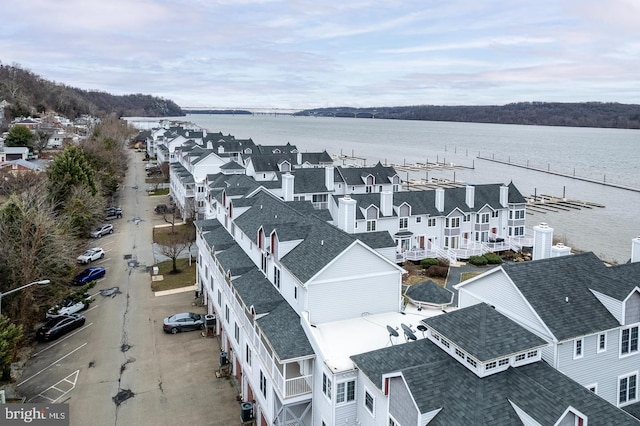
[194,186,640,425]
[456,249,640,414]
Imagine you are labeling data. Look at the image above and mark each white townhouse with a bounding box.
[331,183,531,264]
[333,162,402,195]
[350,302,639,425]
[195,189,409,425]
[455,250,640,412]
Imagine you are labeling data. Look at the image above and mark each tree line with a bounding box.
[294,102,640,129]
[0,62,184,123]
[0,118,136,381]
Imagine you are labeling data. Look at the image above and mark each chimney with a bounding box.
[551,242,571,258]
[465,185,475,209]
[282,172,294,202]
[337,195,356,233]
[533,222,554,260]
[632,236,640,263]
[435,188,445,212]
[297,151,302,165]
[325,165,335,192]
[380,191,393,217]
[500,185,509,208]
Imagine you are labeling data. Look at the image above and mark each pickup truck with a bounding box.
[105,207,123,220]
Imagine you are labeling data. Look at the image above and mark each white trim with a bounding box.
[573,338,584,359]
[585,382,598,394]
[597,333,607,353]
[617,370,639,406]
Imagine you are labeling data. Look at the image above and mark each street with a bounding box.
[15,149,240,425]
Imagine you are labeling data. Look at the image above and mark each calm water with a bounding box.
[154,114,640,263]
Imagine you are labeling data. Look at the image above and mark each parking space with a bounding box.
[14,150,240,426]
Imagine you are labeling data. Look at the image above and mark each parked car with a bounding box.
[46,293,92,318]
[105,206,123,219]
[146,167,162,176]
[36,314,86,341]
[90,223,113,238]
[73,266,106,286]
[77,247,105,264]
[154,204,175,214]
[162,312,205,334]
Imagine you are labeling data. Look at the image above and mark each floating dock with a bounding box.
[525,194,605,214]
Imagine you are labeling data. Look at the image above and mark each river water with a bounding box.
[143,114,640,264]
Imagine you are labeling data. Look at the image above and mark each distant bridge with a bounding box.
[181,107,303,115]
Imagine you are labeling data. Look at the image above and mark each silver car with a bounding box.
[90,224,113,238]
[162,312,205,334]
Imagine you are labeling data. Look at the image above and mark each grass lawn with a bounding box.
[151,258,196,291]
[149,188,170,196]
[460,271,483,282]
[151,224,197,291]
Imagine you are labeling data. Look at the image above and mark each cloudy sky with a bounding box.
[2,0,639,109]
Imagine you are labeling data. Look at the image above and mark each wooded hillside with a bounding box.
[295,102,640,129]
[0,62,184,121]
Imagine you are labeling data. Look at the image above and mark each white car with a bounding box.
[77,247,105,264]
[46,293,92,318]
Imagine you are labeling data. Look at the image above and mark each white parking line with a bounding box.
[31,323,93,358]
[18,343,87,387]
[28,370,79,403]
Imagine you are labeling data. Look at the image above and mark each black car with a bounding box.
[36,314,86,341]
[154,204,175,214]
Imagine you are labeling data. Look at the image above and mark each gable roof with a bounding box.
[422,303,547,361]
[405,280,455,306]
[335,162,398,186]
[501,252,620,341]
[256,301,315,361]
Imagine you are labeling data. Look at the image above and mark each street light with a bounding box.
[0,279,51,318]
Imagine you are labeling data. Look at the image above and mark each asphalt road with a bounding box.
[16,149,240,425]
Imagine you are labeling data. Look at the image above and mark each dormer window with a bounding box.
[365,175,374,193]
[366,206,378,231]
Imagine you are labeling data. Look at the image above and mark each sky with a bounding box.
[2,0,640,110]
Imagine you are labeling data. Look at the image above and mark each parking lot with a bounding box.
[14,150,240,425]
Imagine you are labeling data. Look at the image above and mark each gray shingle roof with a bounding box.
[335,162,398,186]
[405,280,455,306]
[233,268,284,315]
[256,301,315,360]
[502,252,620,341]
[290,168,329,194]
[351,338,639,425]
[354,231,395,249]
[591,261,640,301]
[215,244,255,277]
[422,303,547,361]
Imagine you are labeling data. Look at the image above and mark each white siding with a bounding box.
[458,270,552,340]
[592,289,624,323]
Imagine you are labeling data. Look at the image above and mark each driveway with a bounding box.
[14,149,240,425]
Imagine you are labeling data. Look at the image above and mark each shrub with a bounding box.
[468,255,488,266]
[484,252,503,264]
[437,257,450,267]
[420,258,439,269]
[425,265,448,278]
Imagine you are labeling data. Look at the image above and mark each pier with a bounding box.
[477,155,640,193]
[525,194,605,215]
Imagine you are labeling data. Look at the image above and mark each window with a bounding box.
[515,354,526,362]
[598,333,607,353]
[587,383,597,393]
[294,286,298,300]
[619,373,638,404]
[527,350,538,358]
[574,338,584,359]
[445,217,460,228]
[441,339,450,348]
[217,290,222,307]
[498,358,509,366]
[416,216,422,223]
[273,266,281,289]
[455,348,465,358]
[491,210,499,218]
[234,322,240,343]
[466,356,477,368]
[225,305,229,323]
[428,218,436,227]
[476,213,489,224]
[389,418,397,426]
[621,326,639,355]
[364,390,374,413]
[367,220,377,231]
[260,370,267,398]
[322,373,332,399]
[336,380,355,403]
[486,361,497,370]
[245,344,252,367]
[399,217,408,229]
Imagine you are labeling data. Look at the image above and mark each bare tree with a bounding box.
[157,231,191,274]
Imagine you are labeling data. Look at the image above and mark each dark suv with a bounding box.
[105,207,123,219]
[155,204,175,214]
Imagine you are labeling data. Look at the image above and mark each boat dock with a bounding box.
[525,194,605,214]
[477,155,640,193]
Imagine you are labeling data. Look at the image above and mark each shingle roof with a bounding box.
[502,252,620,340]
[256,300,315,360]
[354,231,395,249]
[351,338,639,425]
[215,244,255,277]
[591,261,640,301]
[233,268,284,315]
[405,280,454,306]
[290,168,329,194]
[422,303,547,361]
[335,162,398,186]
